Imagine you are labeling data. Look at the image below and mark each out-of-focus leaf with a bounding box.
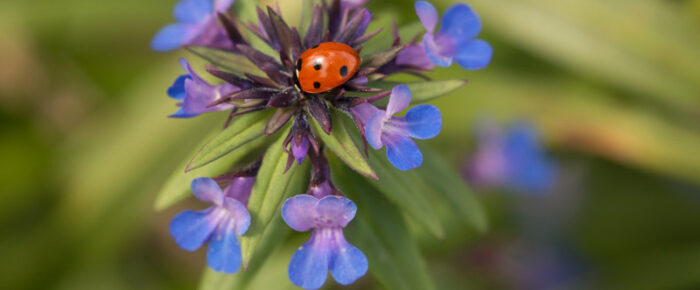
[186,46,264,76]
[463,0,700,116]
[417,146,487,232]
[310,110,378,179]
[154,134,270,211]
[188,110,273,171]
[239,133,308,268]
[331,161,436,290]
[371,79,468,105]
[362,20,424,55]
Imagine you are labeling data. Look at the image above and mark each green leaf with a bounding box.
[239,133,309,268]
[417,146,488,233]
[186,46,265,76]
[188,110,273,171]
[365,147,444,238]
[370,79,468,104]
[310,110,378,179]
[331,162,436,290]
[154,134,270,211]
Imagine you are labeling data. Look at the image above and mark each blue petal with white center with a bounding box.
[288,233,331,289]
[206,218,242,273]
[170,207,222,251]
[330,234,368,285]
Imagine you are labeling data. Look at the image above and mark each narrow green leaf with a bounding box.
[186,46,264,76]
[310,110,378,179]
[331,162,436,290]
[188,110,273,171]
[365,148,444,238]
[417,146,488,233]
[371,79,468,104]
[239,133,309,268]
[154,135,270,211]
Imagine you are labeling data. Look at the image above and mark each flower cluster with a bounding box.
[464,122,557,194]
[153,0,491,288]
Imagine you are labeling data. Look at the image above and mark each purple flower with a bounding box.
[167,58,237,118]
[282,195,368,289]
[396,1,492,70]
[169,177,253,273]
[151,0,235,52]
[465,122,557,193]
[364,85,442,170]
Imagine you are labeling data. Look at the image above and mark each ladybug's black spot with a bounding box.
[313,82,321,89]
[339,65,348,77]
[296,59,302,71]
[313,59,322,70]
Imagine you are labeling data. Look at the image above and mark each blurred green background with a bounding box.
[1,0,699,289]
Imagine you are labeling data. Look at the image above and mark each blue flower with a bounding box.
[167,58,237,118]
[396,1,492,70]
[169,177,253,273]
[151,0,235,52]
[465,122,557,193]
[363,85,442,170]
[282,195,368,289]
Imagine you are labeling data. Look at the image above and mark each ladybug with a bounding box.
[295,42,361,94]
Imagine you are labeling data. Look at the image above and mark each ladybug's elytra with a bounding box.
[296,42,361,94]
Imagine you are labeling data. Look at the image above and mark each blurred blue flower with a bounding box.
[167,58,237,118]
[362,85,442,170]
[465,122,557,194]
[151,0,235,52]
[169,177,253,273]
[282,194,368,289]
[397,1,492,70]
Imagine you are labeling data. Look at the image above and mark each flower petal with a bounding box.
[316,196,357,228]
[438,3,481,41]
[223,197,251,236]
[151,24,190,52]
[404,105,442,139]
[386,85,411,117]
[396,44,436,70]
[455,39,493,70]
[168,75,190,100]
[222,177,255,205]
[330,231,368,285]
[174,0,212,24]
[191,177,223,205]
[178,58,201,82]
[282,194,318,232]
[169,108,198,118]
[365,111,386,149]
[206,218,242,273]
[385,136,423,171]
[214,0,235,12]
[292,137,310,164]
[288,234,331,289]
[169,207,223,251]
[415,1,438,34]
[423,33,453,67]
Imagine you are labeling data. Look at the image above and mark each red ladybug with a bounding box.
[296,42,361,94]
